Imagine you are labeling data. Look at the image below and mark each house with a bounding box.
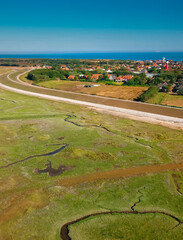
[79,74,84,77]
[43,65,52,69]
[115,76,124,82]
[146,73,157,78]
[68,75,75,80]
[122,75,133,81]
[84,68,94,71]
[157,82,168,90]
[62,67,70,71]
[106,68,113,73]
[91,74,102,81]
[107,74,116,80]
[35,65,41,69]
[61,65,70,71]
[115,75,133,82]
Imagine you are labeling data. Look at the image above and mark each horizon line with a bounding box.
[1,51,183,55]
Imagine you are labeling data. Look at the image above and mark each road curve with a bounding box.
[0,71,183,125]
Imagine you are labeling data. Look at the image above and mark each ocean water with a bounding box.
[0,52,183,61]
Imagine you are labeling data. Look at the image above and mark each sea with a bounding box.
[0,52,183,61]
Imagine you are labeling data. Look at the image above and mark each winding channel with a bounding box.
[60,210,182,240]
[64,114,112,133]
[0,143,68,169]
[131,187,145,211]
[0,112,112,170]
[0,113,112,133]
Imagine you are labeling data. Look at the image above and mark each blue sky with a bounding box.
[0,0,183,53]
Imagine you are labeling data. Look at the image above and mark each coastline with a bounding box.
[0,52,183,61]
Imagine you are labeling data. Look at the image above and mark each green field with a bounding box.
[148,92,183,108]
[0,86,183,240]
[38,79,76,88]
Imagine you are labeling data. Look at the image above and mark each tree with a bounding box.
[178,89,183,95]
[161,85,170,93]
[102,74,109,81]
[27,73,37,81]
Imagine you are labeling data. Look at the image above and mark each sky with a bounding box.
[0,0,183,53]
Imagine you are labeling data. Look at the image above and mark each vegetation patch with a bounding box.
[136,86,159,102]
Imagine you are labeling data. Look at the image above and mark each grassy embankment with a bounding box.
[0,76,183,239]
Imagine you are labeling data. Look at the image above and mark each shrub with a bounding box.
[178,89,183,95]
[27,73,37,81]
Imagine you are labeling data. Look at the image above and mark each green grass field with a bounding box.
[38,80,76,87]
[148,92,183,108]
[0,86,183,240]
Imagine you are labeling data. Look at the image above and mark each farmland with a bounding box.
[0,84,183,240]
[25,77,148,101]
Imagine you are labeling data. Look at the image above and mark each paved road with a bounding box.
[0,71,182,124]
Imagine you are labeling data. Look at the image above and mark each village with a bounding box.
[32,58,183,94]
[0,57,183,97]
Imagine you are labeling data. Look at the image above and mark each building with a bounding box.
[107,74,116,80]
[106,68,113,73]
[91,74,102,81]
[68,75,75,80]
[115,75,133,82]
[115,76,124,82]
[166,61,169,70]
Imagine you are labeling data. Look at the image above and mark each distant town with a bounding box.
[1,58,183,103]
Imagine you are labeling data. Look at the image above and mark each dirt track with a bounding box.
[58,161,183,187]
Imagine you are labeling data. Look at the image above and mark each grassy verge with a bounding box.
[19,72,31,83]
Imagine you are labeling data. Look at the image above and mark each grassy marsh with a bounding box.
[0,87,183,240]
